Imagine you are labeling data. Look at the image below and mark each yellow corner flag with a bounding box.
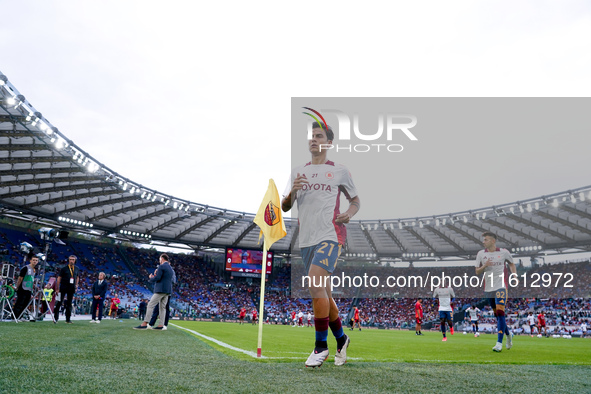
[253,179,287,250]
[253,179,287,357]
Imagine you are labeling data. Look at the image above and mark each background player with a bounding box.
[537,311,548,337]
[282,121,360,367]
[238,307,246,325]
[351,306,362,331]
[465,305,481,337]
[527,311,536,337]
[251,308,258,325]
[415,299,424,336]
[433,285,455,341]
[475,232,517,352]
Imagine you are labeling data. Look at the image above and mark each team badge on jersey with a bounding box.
[326,172,334,179]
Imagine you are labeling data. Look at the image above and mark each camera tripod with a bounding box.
[7,242,57,323]
[0,266,18,322]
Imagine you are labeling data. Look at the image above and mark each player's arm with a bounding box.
[507,260,517,275]
[281,173,308,212]
[475,255,492,276]
[335,195,360,223]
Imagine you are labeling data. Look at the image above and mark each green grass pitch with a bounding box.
[1,320,590,393]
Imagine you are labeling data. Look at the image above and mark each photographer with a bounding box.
[54,255,79,324]
[13,253,38,321]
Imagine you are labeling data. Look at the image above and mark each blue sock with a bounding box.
[472,325,476,333]
[497,316,506,343]
[316,329,329,343]
[314,317,329,349]
[329,317,345,340]
[441,322,446,336]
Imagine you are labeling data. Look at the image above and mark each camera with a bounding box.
[38,227,69,242]
[19,242,33,255]
[38,228,69,246]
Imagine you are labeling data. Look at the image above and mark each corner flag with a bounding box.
[253,179,287,250]
[253,179,287,357]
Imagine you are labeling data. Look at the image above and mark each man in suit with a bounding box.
[134,254,175,330]
[90,272,108,323]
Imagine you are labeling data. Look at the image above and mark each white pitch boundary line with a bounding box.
[170,323,266,359]
[171,323,366,361]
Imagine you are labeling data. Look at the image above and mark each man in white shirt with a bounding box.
[465,305,481,337]
[433,285,455,342]
[475,232,517,352]
[526,312,536,337]
[282,121,360,367]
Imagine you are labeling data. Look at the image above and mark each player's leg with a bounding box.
[306,264,330,366]
[488,293,502,351]
[447,316,454,335]
[440,312,447,341]
[326,288,349,366]
[304,241,341,367]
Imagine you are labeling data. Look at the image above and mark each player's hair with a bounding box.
[482,231,497,240]
[69,255,77,260]
[160,253,170,262]
[27,252,36,261]
[311,121,334,142]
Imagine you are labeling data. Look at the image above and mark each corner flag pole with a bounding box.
[253,179,287,358]
[256,240,268,358]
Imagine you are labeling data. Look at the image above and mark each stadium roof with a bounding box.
[2,71,591,260]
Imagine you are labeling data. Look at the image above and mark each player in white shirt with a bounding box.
[465,305,481,337]
[475,232,517,352]
[526,312,536,337]
[298,311,304,327]
[581,322,587,338]
[433,285,455,342]
[307,312,313,327]
[282,121,360,368]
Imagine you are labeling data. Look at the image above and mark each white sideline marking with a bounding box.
[171,323,267,359]
[171,323,365,361]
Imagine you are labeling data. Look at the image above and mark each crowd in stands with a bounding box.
[1,225,589,330]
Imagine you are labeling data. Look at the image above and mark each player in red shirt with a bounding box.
[251,308,258,325]
[415,298,424,336]
[291,311,297,327]
[238,307,246,325]
[537,312,547,336]
[109,294,121,319]
[350,306,361,331]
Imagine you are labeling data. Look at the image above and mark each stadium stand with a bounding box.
[2,223,588,334]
